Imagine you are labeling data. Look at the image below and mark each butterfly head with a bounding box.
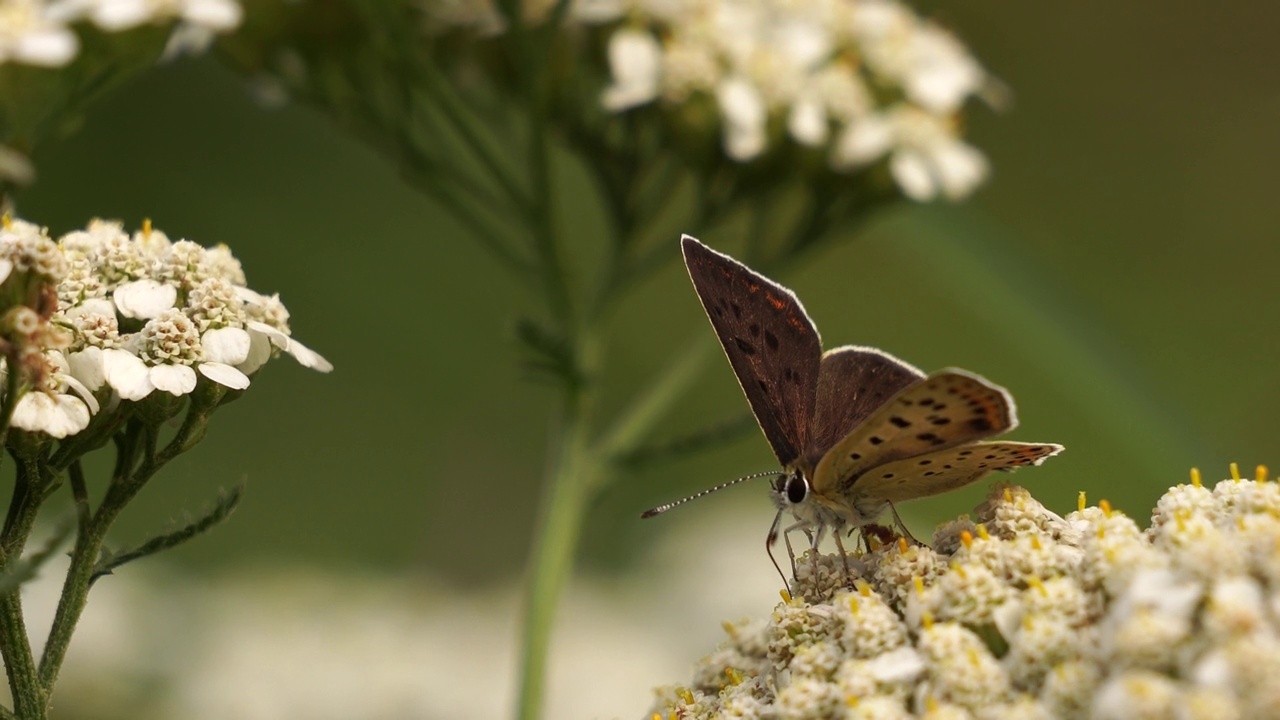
[770,469,810,512]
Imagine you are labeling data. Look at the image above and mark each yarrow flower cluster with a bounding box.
[0,0,243,68]
[651,468,1280,719]
[0,216,329,439]
[426,0,993,201]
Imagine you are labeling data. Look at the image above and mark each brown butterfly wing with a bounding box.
[682,236,821,467]
[811,369,1017,496]
[851,441,1064,503]
[802,346,925,472]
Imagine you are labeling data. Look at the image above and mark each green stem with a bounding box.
[0,593,41,718]
[514,391,596,720]
[36,445,154,697]
[36,500,120,694]
[0,459,48,719]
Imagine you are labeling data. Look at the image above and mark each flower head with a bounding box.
[429,0,995,201]
[53,219,331,404]
[650,471,1280,719]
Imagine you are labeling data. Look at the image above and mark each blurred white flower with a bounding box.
[602,28,662,111]
[834,105,988,200]
[0,0,241,68]
[571,0,992,198]
[79,0,241,32]
[0,0,78,66]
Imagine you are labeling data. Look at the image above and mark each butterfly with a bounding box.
[666,234,1063,569]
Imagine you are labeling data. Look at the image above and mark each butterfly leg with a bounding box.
[887,502,924,546]
[765,509,793,596]
[830,527,856,588]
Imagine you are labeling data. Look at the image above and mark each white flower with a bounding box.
[715,75,767,161]
[113,278,177,319]
[602,28,662,111]
[7,351,99,438]
[84,0,241,32]
[568,0,991,195]
[834,106,988,201]
[853,1,986,114]
[95,308,249,399]
[0,144,36,186]
[243,322,332,374]
[0,0,78,67]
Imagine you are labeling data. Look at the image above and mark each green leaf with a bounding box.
[616,413,758,470]
[513,317,583,388]
[91,482,245,584]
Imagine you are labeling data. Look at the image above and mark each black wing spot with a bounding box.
[764,330,779,351]
[757,379,769,393]
[985,454,996,460]
[958,450,972,457]
[733,337,756,356]
[929,416,951,426]
[730,301,743,319]
[849,452,862,461]
[918,459,932,466]
[917,433,945,446]
[869,436,884,446]
[890,416,911,428]
[969,418,993,432]
[882,473,894,479]
[748,322,760,337]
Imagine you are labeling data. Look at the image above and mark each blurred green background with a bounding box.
[11,0,1279,598]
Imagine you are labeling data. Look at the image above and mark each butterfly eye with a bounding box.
[785,474,808,505]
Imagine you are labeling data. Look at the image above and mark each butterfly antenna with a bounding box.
[640,471,780,519]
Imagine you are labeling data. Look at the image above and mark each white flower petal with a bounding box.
[239,328,273,375]
[716,77,766,161]
[90,0,152,30]
[14,27,79,67]
[51,395,92,436]
[198,362,250,390]
[0,146,34,186]
[114,279,177,320]
[0,258,14,286]
[602,29,662,111]
[931,140,989,200]
[149,364,197,396]
[246,320,289,348]
[282,338,333,373]
[201,327,251,365]
[60,373,100,415]
[64,297,117,320]
[833,115,894,168]
[181,0,242,30]
[12,393,89,438]
[68,347,106,392]
[889,149,936,201]
[787,96,828,147]
[102,348,154,400]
